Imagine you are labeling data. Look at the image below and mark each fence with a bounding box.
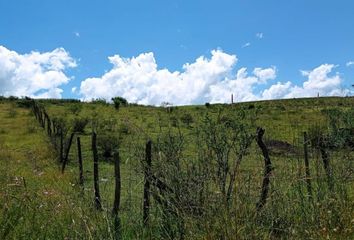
[28,98,354,239]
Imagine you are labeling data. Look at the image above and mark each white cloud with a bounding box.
[242,42,251,48]
[79,50,349,105]
[256,32,264,39]
[262,64,347,99]
[74,32,80,37]
[253,67,276,83]
[346,61,354,67]
[262,81,292,100]
[0,45,76,98]
[79,50,278,105]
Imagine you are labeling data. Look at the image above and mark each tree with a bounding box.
[111,97,128,110]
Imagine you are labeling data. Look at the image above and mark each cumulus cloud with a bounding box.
[80,50,349,105]
[79,50,279,105]
[262,64,347,99]
[0,45,76,98]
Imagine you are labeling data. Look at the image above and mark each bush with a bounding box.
[8,96,19,101]
[68,104,82,115]
[16,97,33,108]
[91,98,108,105]
[180,113,194,128]
[97,134,119,160]
[205,102,211,108]
[248,104,255,110]
[170,116,179,127]
[72,117,89,133]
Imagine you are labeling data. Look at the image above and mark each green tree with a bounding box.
[111,96,128,110]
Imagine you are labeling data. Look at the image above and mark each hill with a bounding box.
[1,96,353,239]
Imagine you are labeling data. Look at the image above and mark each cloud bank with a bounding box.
[0,45,347,104]
[0,45,76,98]
[79,50,347,105]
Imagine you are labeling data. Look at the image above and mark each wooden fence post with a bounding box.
[61,132,75,173]
[77,137,84,185]
[112,150,121,215]
[256,127,273,211]
[92,131,102,210]
[112,150,121,238]
[47,115,52,137]
[319,138,333,191]
[59,127,64,163]
[303,132,313,201]
[143,140,152,226]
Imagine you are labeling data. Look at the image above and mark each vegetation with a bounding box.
[112,96,128,110]
[0,96,353,239]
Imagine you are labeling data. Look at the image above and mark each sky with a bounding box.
[0,0,353,105]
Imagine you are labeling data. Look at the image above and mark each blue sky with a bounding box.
[0,0,353,104]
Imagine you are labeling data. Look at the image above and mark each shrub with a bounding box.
[180,113,194,128]
[91,98,108,105]
[68,104,82,115]
[205,102,211,108]
[72,117,89,133]
[16,97,33,108]
[8,96,19,101]
[248,104,255,110]
[169,116,179,127]
[97,134,119,160]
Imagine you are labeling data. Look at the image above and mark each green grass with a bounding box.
[1,96,354,239]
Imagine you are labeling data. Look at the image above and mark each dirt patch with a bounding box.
[265,139,298,156]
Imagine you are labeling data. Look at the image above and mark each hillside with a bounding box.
[0,96,353,239]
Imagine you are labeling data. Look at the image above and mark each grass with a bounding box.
[1,96,354,239]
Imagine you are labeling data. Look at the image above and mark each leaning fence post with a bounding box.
[92,131,102,210]
[77,137,84,185]
[303,132,313,201]
[143,140,152,226]
[256,127,273,211]
[61,132,75,173]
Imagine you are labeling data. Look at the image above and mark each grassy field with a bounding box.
[1,96,353,239]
